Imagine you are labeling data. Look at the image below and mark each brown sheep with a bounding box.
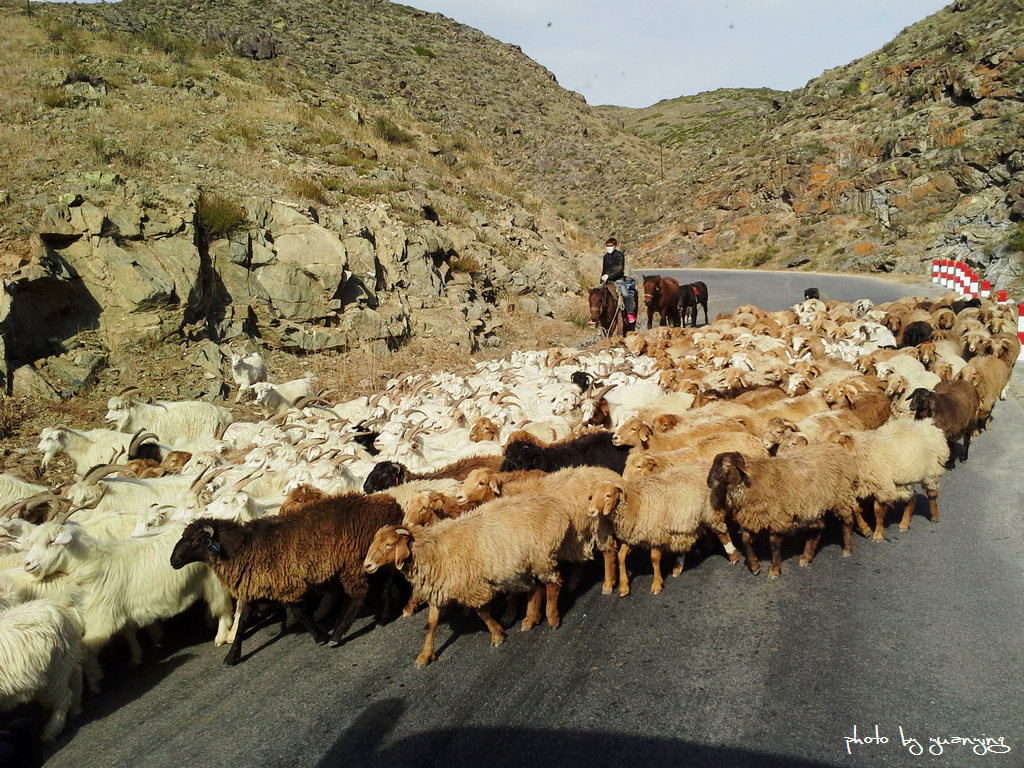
[958,355,1012,428]
[588,464,739,597]
[364,491,575,666]
[468,417,500,443]
[907,381,980,466]
[170,492,403,665]
[706,447,863,578]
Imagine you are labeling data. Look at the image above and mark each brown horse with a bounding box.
[588,285,634,337]
[642,275,681,328]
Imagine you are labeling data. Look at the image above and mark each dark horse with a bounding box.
[588,285,634,337]
[678,281,709,327]
[642,275,681,328]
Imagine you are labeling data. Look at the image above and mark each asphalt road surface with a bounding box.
[43,271,1023,768]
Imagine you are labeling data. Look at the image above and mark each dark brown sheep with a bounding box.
[908,381,980,466]
[362,455,503,492]
[706,448,863,578]
[169,492,403,665]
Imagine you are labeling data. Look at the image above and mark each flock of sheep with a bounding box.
[0,287,1018,753]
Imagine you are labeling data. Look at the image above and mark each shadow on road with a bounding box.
[315,699,845,768]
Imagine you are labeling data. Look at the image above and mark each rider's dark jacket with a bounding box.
[601,248,625,282]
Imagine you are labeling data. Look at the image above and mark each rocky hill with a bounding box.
[1,0,1023,409]
[606,0,1024,288]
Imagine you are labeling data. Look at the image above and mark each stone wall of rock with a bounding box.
[0,189,579,394]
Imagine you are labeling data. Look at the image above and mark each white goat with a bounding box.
[230,351,268,403]
[0,587,85,741]
[251,375,316,416]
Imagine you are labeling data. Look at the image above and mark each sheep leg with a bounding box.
[223,600,253,666]
[225,600,245,645]
[544,579,561,628]
[872,501,889,542]
[853,500,873,538]
[402,596,421,618]
[740,530,760,575]
[841,519,854,557]
[121,627,145,667]
[564,562,586,592]
[800,530,823,566]
[926,484,940,523]
[415,604,440,667]
[290,602,328,645]
[650,548,664,594]
[476,605,505,647]
[617,542,631,597]
[601,541,618,594]
[768,533,784,579]
[329,586,368,646]
[961,429,972,462]
[522,586,543,631]
[713,526,740,564]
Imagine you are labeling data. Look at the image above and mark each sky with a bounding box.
[58,0,952,108]
[403,0,952,107]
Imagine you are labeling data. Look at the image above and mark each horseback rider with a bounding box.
[598,237,637,325]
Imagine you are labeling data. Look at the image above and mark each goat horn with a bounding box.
[590,384,615,401]
[188,464,213,494]
[229,468,262,493]
[83,463,130,486]
[128,430,160,456]
[116,385,142,397]
[215,421,232,441]
[334,454,360,465]
[0,499,26,519]
[492,390,519,404]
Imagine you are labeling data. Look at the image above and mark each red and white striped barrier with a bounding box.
[932,259,940,283]
[1018,303,1024,360]
[970,271,979,298]
[981,280,991,299]
[997,289,1009,304]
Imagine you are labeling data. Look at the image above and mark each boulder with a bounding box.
[11,365,61,401]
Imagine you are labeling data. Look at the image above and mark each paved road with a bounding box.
[43,271,1022,768]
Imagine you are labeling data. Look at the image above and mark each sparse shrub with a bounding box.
[840,79,861,98]
[1004,222,1024,253]
[38,85,71,108]
[450,253,482,273]
[195,192,246,238]
[374,116,415,145]
[286,176,328,204]
[0,396,16,439]
[411,45,436,59]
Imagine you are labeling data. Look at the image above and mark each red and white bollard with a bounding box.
[1018,303,1024,360]
[942,260,953,289]
[981,280,992,299]
[956,262,966,294]
[997,289,1009,304]
[969,271,979,298]
[932,259,940,283]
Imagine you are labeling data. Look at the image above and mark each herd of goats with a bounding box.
[0,285,1018,754]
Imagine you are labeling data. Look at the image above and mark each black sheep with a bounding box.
[500,431,630,475]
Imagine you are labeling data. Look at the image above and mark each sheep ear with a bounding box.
[489,477,501,496]
[52,527,73,546]
[639,425,651,448]
[393,538,411,570]
[604,485,624,516]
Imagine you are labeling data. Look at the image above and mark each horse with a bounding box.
[678,281,709,327]
[588,284,634,337]
[642,275,681,328]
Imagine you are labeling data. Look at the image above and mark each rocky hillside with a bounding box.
[1,0,1023,406]
[606,0,1024,289]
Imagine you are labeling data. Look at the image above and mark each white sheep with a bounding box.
[0,588,85,741]
[20,520,235,692]
[251,375,316,416]
[230,351,268,402]
[105,388,233,449]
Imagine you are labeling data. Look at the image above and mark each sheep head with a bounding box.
[612,418,651,449]
[587,481,624,518]
[363,461,408,493]
[364,525,413,573]
[22,521,80,578]
[457,468,502,506]
[170,520,222,569]
[651,413,680,434]
[403,493,447,528]
[469,417,500,443]
[706,452,750,513]
[906,388,935,420]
